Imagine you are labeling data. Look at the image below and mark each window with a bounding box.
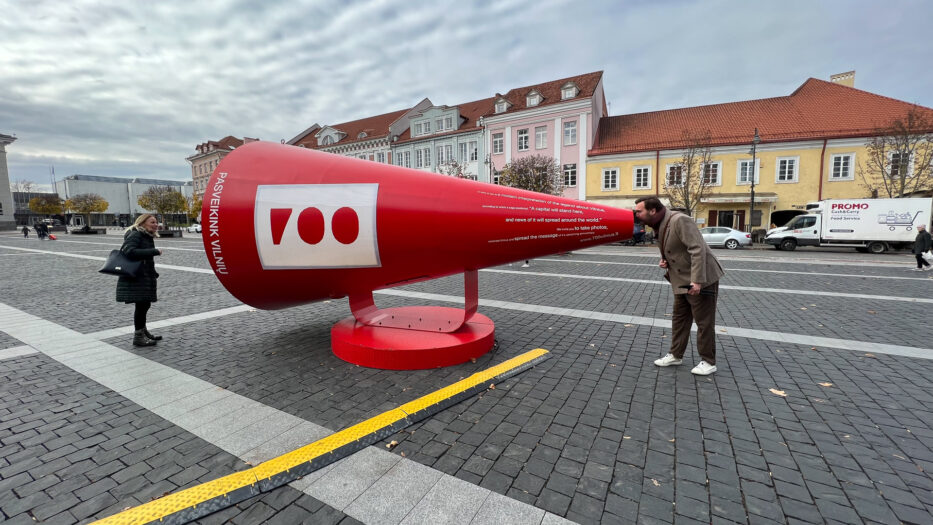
[891,152,911,178]
[403,151,410,168]
[527,93,541,107]
[414,123,423,136]
[563,121,577,145]
[703,162,721,184]
[436,146,444,164]
[776,157,798,182]
[445,116,453,130]
[424,147,431,166]
[602,168,618,190]
[469,141,477,161]
[322,136,333,145]
[435,144,452,164]
[493,170,501,185]
[634,166,650,189]
[738,159,759,184]
[667,165,683,187]
[563,164,577,187]
[357,132,367,139]
[495,101,507,113]
[517,129,529,151]
[535,126,547,149]
[376,152,385,163]
[830,153,854,180]
[416,149,424,168]
[561,86,576,99]
[423,121,431,134]
[493,133,504,154]
[436,119,443,132]
[459,143,468,162]
[396,153,404,166]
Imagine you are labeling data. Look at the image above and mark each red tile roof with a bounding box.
[196,136,244,152]
[394,96,497,144]
[489,71,604,117]
[590,78,933,156]
[294,108,410,149]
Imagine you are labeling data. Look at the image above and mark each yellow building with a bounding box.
[587,77,933,230]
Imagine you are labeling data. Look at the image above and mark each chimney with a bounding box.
[830,71,855,88]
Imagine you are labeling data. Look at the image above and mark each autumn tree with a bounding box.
[665,130,715,218]
[858,107,933,198]
[28,194,64,216]
[65,193,109,229]
[138,186,187,227]
[187,193,203,221]
[498,154,564,195]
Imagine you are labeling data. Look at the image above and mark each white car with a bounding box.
[186,223,202,233]
[699,226,751,249]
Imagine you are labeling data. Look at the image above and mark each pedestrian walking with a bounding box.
[22,226,29,238]
[634,197,724,375]
[116,214,163,346]
[912,224,932,271]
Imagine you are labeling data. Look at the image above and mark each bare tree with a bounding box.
[435,159,475,180]
[665,130,715,218]
[498,154,564,196]
[10,179,36,193]
[858,107,933,198]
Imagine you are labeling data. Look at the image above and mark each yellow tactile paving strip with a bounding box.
[93,348,550,525]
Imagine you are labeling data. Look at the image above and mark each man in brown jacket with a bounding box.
[634,197,725,375]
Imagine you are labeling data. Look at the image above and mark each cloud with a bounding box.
[2,0,932,186]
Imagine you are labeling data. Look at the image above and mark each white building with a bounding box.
[55,174,193,227]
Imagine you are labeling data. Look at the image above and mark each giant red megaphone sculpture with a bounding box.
[203,141,633,369]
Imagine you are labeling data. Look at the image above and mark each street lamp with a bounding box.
[749,128,760,233]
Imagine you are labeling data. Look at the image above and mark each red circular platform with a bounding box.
[331,307,495,370]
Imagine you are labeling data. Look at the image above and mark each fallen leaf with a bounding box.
[489,384,495,390]
[800,307,808,310]
[769,388,787,397]
[624,324,633,327]
[894,454,907,460]
[810,304,816,307]
[400,452,406,457]
[719,329,727,333]
[819,382,833,387]
[864,353,876,358]
[386,440,398,449]
[623,436,631,440]
[668,439,675,442]
[867,310,876,314]
[652,479,660,487]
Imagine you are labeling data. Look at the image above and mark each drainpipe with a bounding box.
[818,139,827,201]
[654,150,660,196]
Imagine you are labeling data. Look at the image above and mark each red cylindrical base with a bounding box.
[331,307,495,370]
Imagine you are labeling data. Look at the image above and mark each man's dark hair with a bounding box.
[635,196,665,212]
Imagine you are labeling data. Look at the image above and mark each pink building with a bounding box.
[479,71,607,200]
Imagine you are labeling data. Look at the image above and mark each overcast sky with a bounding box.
[3,0,932,189]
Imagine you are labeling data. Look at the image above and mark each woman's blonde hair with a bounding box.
[126,213,157,234]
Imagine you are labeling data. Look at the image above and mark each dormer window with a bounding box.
[357,132,367,139]
[322,136,334,146]
[495,101,507,114]
[526,92,541,107]
[561,84,578,100]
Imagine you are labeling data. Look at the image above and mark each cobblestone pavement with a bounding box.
[2,232,933,524]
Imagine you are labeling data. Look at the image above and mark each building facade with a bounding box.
[186,136,256,198]
[55,174,193,227]
[587,77,933,230]
[0,133,16,230]
[481,71,607,200]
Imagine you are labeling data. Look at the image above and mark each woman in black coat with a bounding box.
[912,224,932,271]
[116,214,163,346]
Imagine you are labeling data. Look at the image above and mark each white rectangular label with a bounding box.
[254,184,380,269]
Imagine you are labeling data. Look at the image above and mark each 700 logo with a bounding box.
[254,184,380,269]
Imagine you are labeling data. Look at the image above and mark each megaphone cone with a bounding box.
[203,141,633,368]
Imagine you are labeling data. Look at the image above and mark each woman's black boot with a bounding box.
[143,329,162,341]
[134,329,157,347]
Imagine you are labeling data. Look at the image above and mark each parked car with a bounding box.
[187,223,202,233]
[699,226,751,249]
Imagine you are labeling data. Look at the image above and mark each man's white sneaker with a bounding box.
[691,361,717,375]
[924,266,933,271]
[912,268,924,271]
[654,353,683,367]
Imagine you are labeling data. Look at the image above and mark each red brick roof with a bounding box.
[489,71,604,117]
[394,96,497,144]
[294,108,410,149]
[590,78,933,156]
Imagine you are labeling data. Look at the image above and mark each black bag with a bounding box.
[99,249,141,277]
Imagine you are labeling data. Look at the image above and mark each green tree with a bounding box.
[65,193,109,229]
[498,154,564,195]
[138,186,188,227]
[858,107,933,198]
[28,194,64,215]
